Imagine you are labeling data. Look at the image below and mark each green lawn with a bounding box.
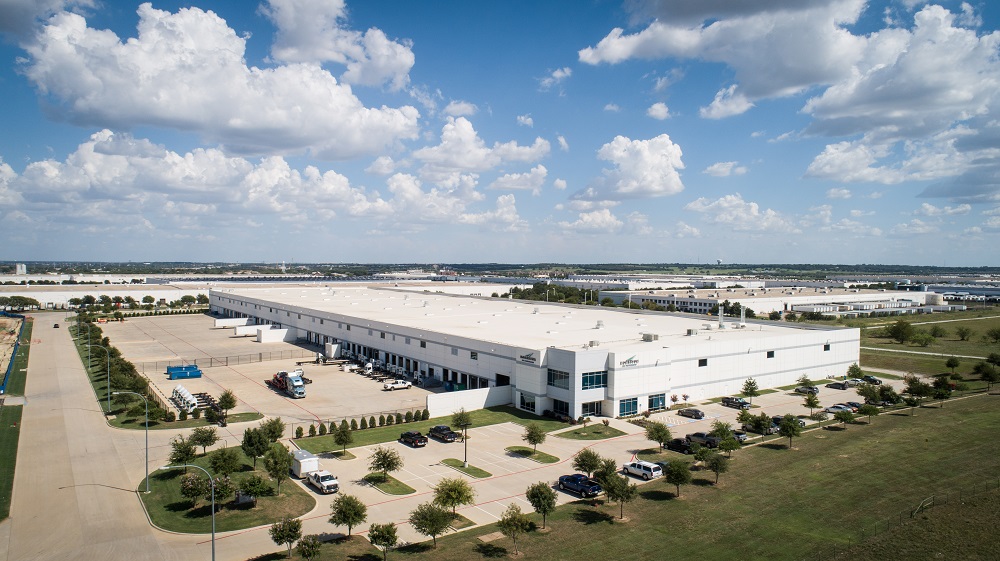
[505,446,559,463]
[555,426,626,440]
[3,318,32,396]
[296,406,569,454]
[0,405,23,521]
[441,459,492,478]
[861,349,990,379]
[860,315,1000,359]
[254,394,1000,560]
[363,473,416,495]
[139,448,315,533]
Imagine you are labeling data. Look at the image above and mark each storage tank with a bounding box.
[926,293,945,306]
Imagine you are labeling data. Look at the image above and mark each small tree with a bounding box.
[858,404,880,424]
[977,362,1000,390]
[209,446,241,477]
[368,523,398,561]
[395,412,403,424]
[180,472,209,508]
[269,516,303,558]
[329,494,367,536]
[904,375,932,414]
[811,410,829,426]
[664,459,692,497]
[241,428,269,469]
[296,535,322,561]
[777,414,802,449]
[604,473,638,519]
[207,476,234,512]
[682,393,690,404]
[385,414,394,426]
[834,410,855,428]
[945,356,960,374]
[432,477,476,516]
[260,417,286,442]
[218,389,237,424]
[592,457,620,489]
[522,422,546,453]
[316,423,326,436]
[379,414,386,426]
[299,426,307,438]
[718,437,740,457]
[169,435,197,470]
[736,408,754,427]
[955,326,973,341]
[751,412,773,442]
[404,411,413,423]
[497,503,531,555]
[887,320,915,344]
[238,474,271,507]
[264,442,292,494]
[360,417,368,430]
[572,448,602,477]
[525,481,557,528]
[741,378,760,405]
[368,446,403,481]
[408,502,452,548]
[803,392,821,415]
[333,423,354,454]
[452,408,473,466]
[190,427,219,455]
[705,453,729,484]
[422,409,430,420]
[987,327,1000,344]
[670,394,679,407]
[847,363,864,378]
[644,421,672,452]
[797,374,813,388]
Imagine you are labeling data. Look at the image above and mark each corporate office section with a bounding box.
[209,287,859,420]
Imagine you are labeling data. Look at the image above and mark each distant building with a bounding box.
[14,263,26,275]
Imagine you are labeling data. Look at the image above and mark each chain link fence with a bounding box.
[801,476,1000,560]
[137,348,319,374]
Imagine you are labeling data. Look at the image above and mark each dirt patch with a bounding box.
[478,531,504,543]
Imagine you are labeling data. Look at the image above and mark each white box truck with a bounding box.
[290,449,320,478]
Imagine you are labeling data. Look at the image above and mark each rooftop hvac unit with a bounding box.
[595,320,605,329]
[686,329,698,336]
[642,333,659,342]
[703,323,713,330]
[589,340,600,347]
[533,307,540,314]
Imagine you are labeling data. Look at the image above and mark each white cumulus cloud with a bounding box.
[517,114,534,127]
[684,193,799,233]
[915,203,971,216]
[558,209,623,233]
[826,188,852,199]
[604,103,620,112]
[703,161,747,177]
[488,165,547,195]
[578,134,685,200]
[700,85,755,119]
[540,66,572,91]
[443,100,478,117]
[646,102,670,120]
[412,117,549,184]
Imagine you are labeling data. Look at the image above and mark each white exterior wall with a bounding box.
[215,317,252,328]
[426,386,514,418]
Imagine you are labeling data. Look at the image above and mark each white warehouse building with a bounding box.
[210,287,860,419]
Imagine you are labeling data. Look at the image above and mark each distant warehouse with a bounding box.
[209,287,859,420]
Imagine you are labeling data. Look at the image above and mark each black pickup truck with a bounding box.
[399,431,428,447]
[558,474,603,497]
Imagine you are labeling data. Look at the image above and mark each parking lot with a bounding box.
[101,314,436,425]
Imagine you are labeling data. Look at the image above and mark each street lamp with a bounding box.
[91,344,111,414]
[113,391,149,493]
[161,464,216,561]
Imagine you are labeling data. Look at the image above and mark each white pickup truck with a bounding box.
[383,379,412,391]
[306,470,339,494]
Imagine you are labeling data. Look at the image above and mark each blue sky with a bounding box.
[0,0,998,266]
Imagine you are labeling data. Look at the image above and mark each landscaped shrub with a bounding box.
[205,408,219,423]
[318,423,327,436]
[370,416,377,428]
[421,409,430,421]
[350,418,358,431]
[360,417,368,430]
[163,410,176,422]
[295,426,304,438]
[379,415,386,426]
[308,424,317,437]
[386,414,394,426]
[404,411,413,423]
[395,412,403,424]
[192,408,201,419]
[179,409,188,421]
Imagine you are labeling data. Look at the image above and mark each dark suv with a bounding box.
[428,425,459,442]
[721,396,750,410]
[399,431,428,447]
[665,438,694,454]
[685,432,720,448]
[677,408,705,419]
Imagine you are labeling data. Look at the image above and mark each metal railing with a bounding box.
[137,348,318,374]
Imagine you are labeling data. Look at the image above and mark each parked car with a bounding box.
[622,460,663,480]
[846,378,864,387]
[862,375,883,385]
[383,379,412,391]
[824,404,852,414]
[428,425,460,442]
[53,323,60,328]
[677,408,705,419]
[685,432,720,448]
[732,429,748,443]
[825,381,849,390]
[794,386,820,395]
[771,415,806,428]
[742,422,779,435]
[721,396,751,410]
[399,431,428,447]
[558,473,602,497]
[665,438,694,454]
[844,402,864,412]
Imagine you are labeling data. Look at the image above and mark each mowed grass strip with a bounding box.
[4,318,32,396]
[505,446,559,463]
[139,448,315,534]
[441,458,492,478]
[265,395,1000,561]
[362,473,415,495]
[295,406,568,454]
[555,425,626,440]
[860,314,1000,359]
[0,405,23,520]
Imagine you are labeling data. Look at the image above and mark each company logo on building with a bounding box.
[619,355,639,367]
[519,352,537,364]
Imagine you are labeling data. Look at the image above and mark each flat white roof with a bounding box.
[216,286,846,351]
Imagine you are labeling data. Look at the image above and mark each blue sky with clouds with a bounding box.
[0,0,997,266]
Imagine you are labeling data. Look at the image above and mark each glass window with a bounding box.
[519,393,536,413]
[420,341,426,348]
[648,393,666,412]
[552,399,569,416]
[405,337,411,344]
[452,347,458,355]
[581,370,607,390]
[766,350,775,358]
[547,368,570,389]
[380,332,385,339]
[619,397,638,417]
[582,401,602,417]
[470,351,478,360]
[698,358,708,367]
[823,344,831,351]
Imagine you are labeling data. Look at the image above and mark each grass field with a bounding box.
[251,394,1000,560]
[0,405,23,521]
[295,406,569,454]
[554,425,626,440]
[860,315,1000,359]
[861,349,989,379]
[139,448,316,533]
[3,318,32,396]
[441,459,491,478]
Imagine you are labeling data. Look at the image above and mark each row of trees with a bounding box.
[69,293,209,313]
[295,409,431,439]
[878,318,1000,346]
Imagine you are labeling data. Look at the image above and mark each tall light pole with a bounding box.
[91,344,111,414]
[162,464,216,561]
[113,391,149,493]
